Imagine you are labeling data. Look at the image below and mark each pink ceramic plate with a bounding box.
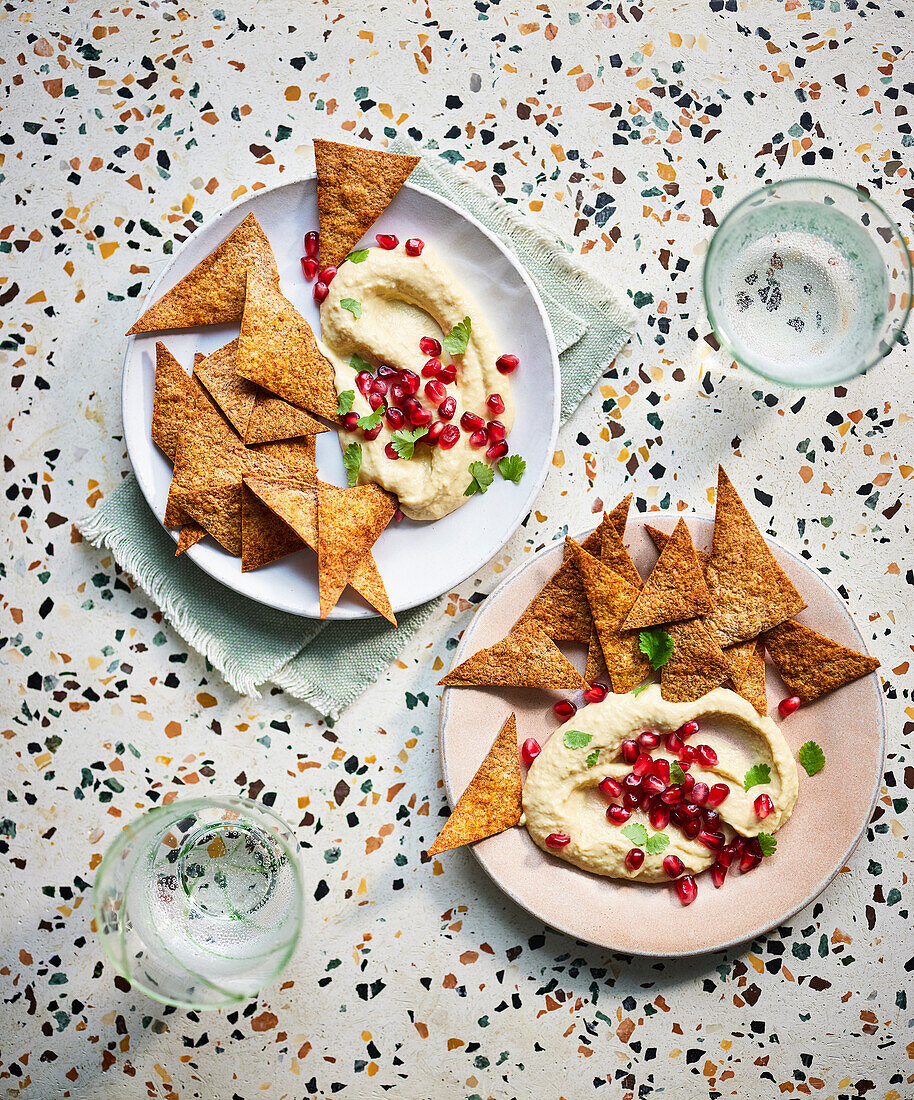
[437,514,885,956]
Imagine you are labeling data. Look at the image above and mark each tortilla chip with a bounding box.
[316,484,396,622]
[623,518,712,630]
[584,636,606,685]
[235,265,339,420]
[439,624,585,690]
[175,522,207,556]
[660,619,734,703]
[646,523,710,567]
[607,492,633,538]
[151,343,207,462]
[176,481,243,555]
[427,714,522,856]
[241,482,305,571]
[314,139,420,267]
[727,640,767,714]
[515,540,594,644]
[763,620,880,703]
[193,338,256,437]
[127,213,277,335]
[162,369,227,527]
[569,539,649,694]
[245,393,328,444]
[584,503,641,682]
[704,467,807,646]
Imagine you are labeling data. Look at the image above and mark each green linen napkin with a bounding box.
[78,149,632,718]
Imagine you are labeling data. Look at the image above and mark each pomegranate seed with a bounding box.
[663,854,684,879]
[486,420,507,443]
[651,758,670,784]
[304,230,319,258]
[622,773,642,793]
[731,837,747,857]
[583,682,608,705]
[384,442,400,461]
[670,805,687,827]
[496,353,519,375]
[437,363,457,385]
[545,833,571,849]
[778,696,801,717]
[422,358,442,378]
[620,740,639,764]
[642,774,665,797]
[683,817,701,839]
[341,412,359,431]
[697,829,725,852]
[695,744,718,767]
[599,776,622,800]
[679,744,697,764]
[675,875,698,905]
[389,383,407,406]
[402,396,422,418]
[419,336,441,357]
[368,392,386,411]
[711,862,727,889]
[717,843,738,869]
[681,802,701,820]
[486,393,505,416]
[424,380,447,404]
[385,406,405,429]
[707,783,730,807]
[313,280,329,304]
[681,772,695,794]
[405,237,425,256]
[554,699,577,720]
[639,790,654,813]
[677,720,700,739]
[486,440,508,462]
[377,364,399,379]
[376,233,398,249]
[649,801,670,830]
[666,731,684,754]
[399,370,420,395]
[690,782,709,807]
[370,378,389,396]
[301,256,318,281]
[625,847,645,871]
[355,371,373,395]
[660,784,684,805]
[425,421,444,446]
[439,424,460,449]
[393,508,404,523]
[606,804,632,825]
[739,848,762,874]
[363,425,382,442]
[318,265,337,284]
[469,429,488,448]
[460,411,485,432]
[409,406,432,427]
[623,791,640,810]
[521,738,541,766]
[754,793,774,820]
[632,753,652,778]
[638,730,660,750]
[702,808,722,831]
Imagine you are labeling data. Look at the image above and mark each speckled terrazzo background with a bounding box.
[1,2,912,1097]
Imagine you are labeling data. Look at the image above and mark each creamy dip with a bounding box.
[319,243,513,521]
[523,685,799,882]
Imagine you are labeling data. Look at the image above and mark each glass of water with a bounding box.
[704,178,911,386]
[93,796,303,1009]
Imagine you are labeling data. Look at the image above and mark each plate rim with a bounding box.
[121,173,561,619]
[437,513,887,956]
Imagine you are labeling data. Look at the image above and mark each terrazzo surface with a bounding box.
[1,2,912,1098]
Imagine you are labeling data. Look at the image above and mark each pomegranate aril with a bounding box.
[376,233,398,249]
[675,875,698,906]
[632,753,652,778]
[377,364,399,379]
[424,380,447,404]
[660,784,684,805]
[362,425,382,442]
[695,744,718,767]
[625,847,645,872]
[439,424,460,449]
[521,738,541,766]
[370,377,389,395]
[697,829,725,852]
[711,862,727,889]
[402,396,421,418]
[620,739,639,765]
[622,791,640,810]
[301,256,319,281]
[677,720,700,739]
[384,442,400,461]
[778,695,801,717]
[702,808,722,832]
[496,353,519,375]
[436,363,457,385]
[598,776,622,800]
[368,392,386,411]
[355,371,373,395]
[486,420,506,443]
[606,804,632,825]
[399,370,420,395]
[385,406,405,429]
[663,854,684,879]
[754,793,774,820]
[707,783,730,807]
[318,265,337,284]
[680,802,701,820]
[422,358,442,378]
[642,773,666,797]
[313,280,329,304]
[651,757,670,784]
[422,421,442,446]
[405,237,425,256]
[460,411,485,432]
[670,805,687,827]
[390,383,407,406]
[583,681,608,705]
[304,230,319,258]
[486,441,509,462]
[683,817,701,840]
[437,396,457,421]
[681,773,695,794]
[666,731,684,754]
[717,843,738,869]
[739,849,762,874]
[649,801,670,830]
[419,336,441,357]
[639,790,654,813]
[622,773,642,793]
[545,832,571,849]
[638,730,660,751]
[679,744,697,764]
[690,782,709,807]
[486,393,505,415]
[553,699,577,720]
[409,406,432,427]
[468,429,487,448]
[341,412,359,431]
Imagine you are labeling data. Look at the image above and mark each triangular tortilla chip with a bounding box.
[727,640,767,714]
[515,540,594,644]
[607,492,633,538]
[241,482,304,571]
[127,213,277,335]
[316,483,396,621]
[704,467,806,646]
[439,625,584,690]
[175,480,243,555]
[646,523,710,567]
[623,518,712,630]
[660,619,734,703]
[175,521,207,556]
[235,265,339,420]
[584,503,641,681]
[162,370,229,528]
[245,393,328,444]
[193,338,257,437]
[723,639,757,682]
[151,343,208,462]
[314,139,420,267]
[427,714,522,856]
[569,539,649,694]
[763,620,880,703]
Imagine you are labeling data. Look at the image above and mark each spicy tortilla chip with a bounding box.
[727,640,767,714]
[584,502,641,681]
[646,523,710,568]
[704,467,806,646]
[151,343,207,462]
[607,491,633,539]
[245,393,328,444]
[314,139,420,267]
[660,619,734,703]
[175,521,207,556]
[427,714,522,856]
[193,338,257,438]
[439,624,585,690]
[316,483,396,622]
[515,539,595,644]
[240,482,304,571]
[127,213,277,335]
[763,619,880,703]
[235,265,339,420]
[623,518,711,630]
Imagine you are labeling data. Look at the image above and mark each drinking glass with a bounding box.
[703,177,911,387]
[93,796,303,1009]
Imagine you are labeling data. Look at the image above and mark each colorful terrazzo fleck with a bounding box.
[1,2,911,1097]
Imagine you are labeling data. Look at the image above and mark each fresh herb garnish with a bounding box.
[356,406,383,431]
[631,682,651,698]
[337,389,355,416]
[621,822,648,847]
[345,248,369,264]
[389,425,428,460]
[342,442,362,488]
[464,460,495,496]
[645,832,670,856]
[585,749,600,767]
[757,833,777,857]
[562,730,592,750]
[798,740,825,777]
[341,297,362,319]
[349,353,372,372]
[743,763,771,791]
[498,454,526,483]
[639,627,674,671]
[442,316,472,356]
[670,761,687,785]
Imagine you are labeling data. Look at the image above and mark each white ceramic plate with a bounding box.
[122,177,560,618]
[438,514,886,956]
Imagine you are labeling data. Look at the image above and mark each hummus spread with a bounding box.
[320,243,513,521]
[523,685,799,882]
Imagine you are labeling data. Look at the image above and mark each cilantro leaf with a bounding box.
[342,443,362,488]
[670,761,686,785]
[356,406,383,431]
[621,822,648,847]
[798,740,825,777]
[389,425,428,460]
[498,453,526,483]
[345,248,369,264]
[757,833,777,857]
[337,389,355,416]
[562,730,592,750]
[442,316,472,356]
[349,353,372,373]
[340,297,362,319]
[639,627,674,671]
[743,763,771,791]
[645,832,670,856]
[585,749,600,767]
[631,682,650,698]
[464,461,495,497]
